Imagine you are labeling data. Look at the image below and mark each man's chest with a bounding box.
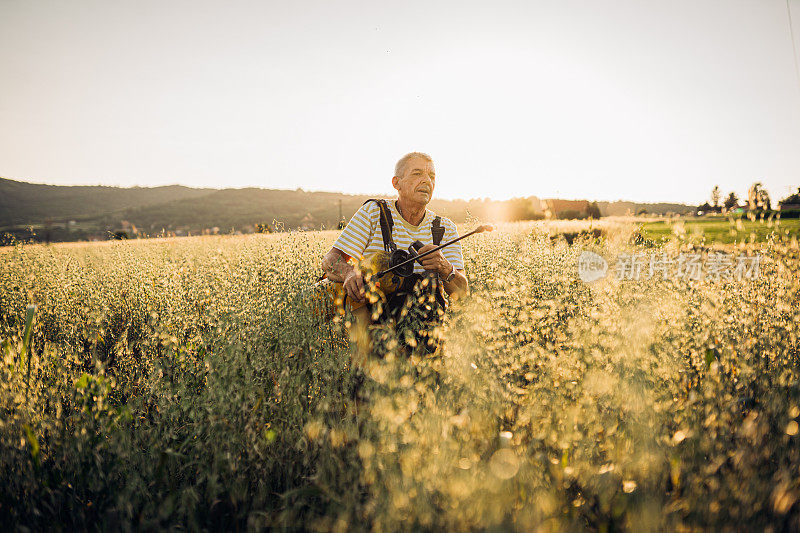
[364,223,434,250]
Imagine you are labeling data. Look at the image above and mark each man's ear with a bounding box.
[391,175,400,191]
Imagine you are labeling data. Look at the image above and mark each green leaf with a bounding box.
[22,424,40,468]
[705,348,718,368]
[21,304,36,366]
[75,373,90,390]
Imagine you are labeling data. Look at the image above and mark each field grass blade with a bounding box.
[20,304,36,368]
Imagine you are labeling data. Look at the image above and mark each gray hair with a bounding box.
[394,152,433,178]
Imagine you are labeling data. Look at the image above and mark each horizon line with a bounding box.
[1,174,707,207]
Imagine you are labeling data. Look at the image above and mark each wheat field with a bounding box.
[1,219,799,531]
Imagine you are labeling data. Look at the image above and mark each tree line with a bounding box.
[698,183,800,215]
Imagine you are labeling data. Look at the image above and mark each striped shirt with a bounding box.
[333,199,464,274]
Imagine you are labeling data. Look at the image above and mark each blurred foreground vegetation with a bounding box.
[1,219,799,530]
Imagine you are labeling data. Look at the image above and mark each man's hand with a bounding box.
[344,269,366,303]
[416,244,468,299]
[416,244,452,276]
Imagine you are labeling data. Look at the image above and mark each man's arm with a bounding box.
[321,247,353,283]
[321,247,366,302]
[323,201,378,303]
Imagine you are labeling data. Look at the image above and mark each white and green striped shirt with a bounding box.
[333,199,464,274]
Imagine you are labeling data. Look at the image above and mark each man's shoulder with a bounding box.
[431,213,458,232]
[354,199,382,218]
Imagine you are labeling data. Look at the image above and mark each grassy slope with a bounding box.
[0,177,210,227]
[640,217,800,244]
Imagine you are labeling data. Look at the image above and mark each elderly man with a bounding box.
[321,152,468,353]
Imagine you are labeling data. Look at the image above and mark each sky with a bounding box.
[1,0,799,205]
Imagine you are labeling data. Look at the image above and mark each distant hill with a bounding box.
[0,177,695,243]
[106,191,546,233]
[597,200,695,216]
[0,178,208,226]
[0,177,547,236]
[114,188,374,232]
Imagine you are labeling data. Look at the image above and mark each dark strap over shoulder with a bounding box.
[431,216,445,245]
[364,199,444,251]
[430,216,448,308]
[363,199,396,252]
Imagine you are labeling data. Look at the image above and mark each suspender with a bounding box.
[431,216,444,245]
[363,199,445,250]
[363,199,397,252]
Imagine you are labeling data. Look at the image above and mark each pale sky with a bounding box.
[1,0,799,205]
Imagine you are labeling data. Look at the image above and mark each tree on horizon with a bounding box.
[724,192,739,211]
[748,182,771,211]
[711,185,721,209]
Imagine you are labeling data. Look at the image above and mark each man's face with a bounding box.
[393,157,436,205]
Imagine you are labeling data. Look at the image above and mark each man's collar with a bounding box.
[392,199,431,229]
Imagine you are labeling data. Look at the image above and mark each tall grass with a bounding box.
[0,221,798,530]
